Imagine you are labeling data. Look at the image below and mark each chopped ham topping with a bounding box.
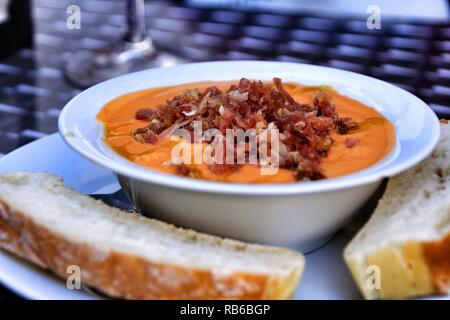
[336,117,358,134]
[207,163,241,175]
[175,163,191,177]
[133,78,358,181]
[345,137,360,148]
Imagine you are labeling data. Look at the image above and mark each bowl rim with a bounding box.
[58,60,441,196]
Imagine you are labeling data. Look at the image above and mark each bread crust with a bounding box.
[0,199,299,300]
[423,233,450,294]
[346,236,450,299]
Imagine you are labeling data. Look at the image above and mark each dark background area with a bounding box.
[0,0,450,299]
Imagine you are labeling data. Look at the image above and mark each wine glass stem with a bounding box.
[124,0,147,43]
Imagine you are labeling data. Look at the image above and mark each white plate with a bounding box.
[0,134,447,300]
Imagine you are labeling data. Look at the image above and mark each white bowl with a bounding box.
[58,61,440,252]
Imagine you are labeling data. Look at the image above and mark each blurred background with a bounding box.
[0,0,449,299]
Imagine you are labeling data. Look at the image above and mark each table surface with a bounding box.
[1,0,450,299]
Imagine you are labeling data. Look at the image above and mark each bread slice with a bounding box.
[0,172,304,299]
[344,121,450,299]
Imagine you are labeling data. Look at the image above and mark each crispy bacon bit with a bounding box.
[133,78,358,181]
[136,108,160,121]
[336,117,358,134]
[207,163,241,175]
[313,90,338,119]
[228,89,249,102]
[345,137,360,148]
[133,126,158,144]
[175,163,191,176]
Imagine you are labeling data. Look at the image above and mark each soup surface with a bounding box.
[97,80,395,184]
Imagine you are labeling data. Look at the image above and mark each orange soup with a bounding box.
[97,79,395,184]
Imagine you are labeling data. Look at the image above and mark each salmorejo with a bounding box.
[97,78,395,184]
